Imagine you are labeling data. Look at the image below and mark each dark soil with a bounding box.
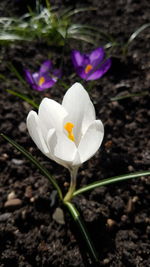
[0,0,150,266]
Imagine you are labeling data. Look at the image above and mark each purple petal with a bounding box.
[39,73,50,80]
[71,50,84,67]
[81,54,90,66]
[75,67,87,80]
[38,69,61,83]
[24,69,34,85]
[39,60,52,74]
[32,72,39,84]
[31,80,55,91]
[86,58,112,80]
[32,84,42,91]
[89,47,105,63]
[39,80,56,90]
[52,69,62,79]
[36,73,55,90]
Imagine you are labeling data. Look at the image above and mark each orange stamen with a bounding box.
[64,122,75,142]
[38,76,45,86]
[85,64,93,74]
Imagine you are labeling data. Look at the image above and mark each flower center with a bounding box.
[38,76,45,86]
[85,64,93,74]
[64,122,75,142]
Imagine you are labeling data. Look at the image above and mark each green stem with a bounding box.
[64,201,100,265]
[64,167,78,202]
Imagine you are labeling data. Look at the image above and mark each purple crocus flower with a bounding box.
[24,60,61,91]
[71,47,111,81]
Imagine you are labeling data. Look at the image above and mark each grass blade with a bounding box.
[64,201,100,265]
[0,33,30,41]
[127,23,150,45]
[7,62,27,85]
[73,171,150,196]
[1,133,63,200]
[122,23,150,55]
[68,34,95,44]
[6,89,39,109]
[110,91,149,101]
[60,7,97,19]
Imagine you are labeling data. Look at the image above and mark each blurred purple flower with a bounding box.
[71,47,111,81]
[24,60,61,91]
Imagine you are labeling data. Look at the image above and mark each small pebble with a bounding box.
[104,140,113,149]
[11,158,24,165]
[63,182,69,187]
[107,218,116,229]
[126,198,134,213]
[128,165,134,172]
[0,213,12,222]
[23,101,31,111]
[25,186,33,198]
[21,210,27,220]
[18,122,26,132]
[52,207,65,225]
[121,214,128,222]
[132,196,139,203]
[38,241,48,252]
[111,101,119,107]
[14,229,19,235]
[4,198,22,209]
[0,153,9,161]
[103,258,110,264]
[30,197,35,202]
[7,191,16,200]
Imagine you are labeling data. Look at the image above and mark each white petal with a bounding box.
[81,100,96,135]
[45,128,57,161]
[46,130,78,168]
[78,120,104,163]
[72,150,81,166]
[38,98,68,133]
[62,82,95,143]
[27,111,49,155]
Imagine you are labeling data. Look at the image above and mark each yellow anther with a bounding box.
[38,76,45,86]
[64,122,75,142]
[85,64,93,74]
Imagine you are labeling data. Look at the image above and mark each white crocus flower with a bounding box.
[27,82,104,201]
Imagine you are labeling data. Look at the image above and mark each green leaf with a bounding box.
[7,62,27,85]
[122,23,150,55]
[127,23,150,45]
[6,89,39,109]
[73,171,150,196]
[0,33,31,41]
[0,7,104,46]
[64,201,100,265]
[68,34,96,44]
[60,7,97,20]
[110,91,149,101]
[0,133,63,200]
